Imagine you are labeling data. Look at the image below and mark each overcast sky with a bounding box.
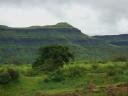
[0,0,128,35]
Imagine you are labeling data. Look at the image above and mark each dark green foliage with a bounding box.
[112,56,128,62]
[63,66,87,78]
[0,70,11,84]
[0,67,19,84]
[44,70,65,82]
[44,66,87,82]
[7,68,19,80]
[104,66,123,78]
[91,64,99,71]
[32,45,74,72]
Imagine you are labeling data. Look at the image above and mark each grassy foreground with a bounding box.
[0,61,128,96]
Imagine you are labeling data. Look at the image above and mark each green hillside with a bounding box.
[0,22,128,64]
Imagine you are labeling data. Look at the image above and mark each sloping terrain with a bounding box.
[0,23,128,64]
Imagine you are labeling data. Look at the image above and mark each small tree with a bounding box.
[0,67,19,84]
[32,45,74,72]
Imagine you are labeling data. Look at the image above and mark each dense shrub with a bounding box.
[0,67,19,84]
[44,66,87,82]
[98,60,107,64]
[112,56,128,62]
[63,66,87,78]
[0,71,11,84]
[91,64,99,71]
[107,69,116,76]
[126,62,128,68]
[7,68,19,80]
[105,66,123,77]
[44,70,65,82]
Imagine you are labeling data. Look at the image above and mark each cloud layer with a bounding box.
[0,0,128,35]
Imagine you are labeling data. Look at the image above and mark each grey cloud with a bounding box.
[1,0,128,18]
[0,0,128,35]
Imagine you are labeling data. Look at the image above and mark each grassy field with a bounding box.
[0,61,128,96]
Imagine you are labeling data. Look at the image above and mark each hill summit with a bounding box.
[29,22,74,29]
[53,22,74,28]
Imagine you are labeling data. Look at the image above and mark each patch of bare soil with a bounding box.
[35,82,128,96]
[106,82,128,96]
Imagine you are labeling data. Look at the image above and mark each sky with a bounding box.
[0,0,128,36]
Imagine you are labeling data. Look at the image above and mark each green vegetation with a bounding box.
[0,66,19,84]
[0,61,128,96]
[0,23,128,96]
[0,23,128,64]
[32,45,74,72]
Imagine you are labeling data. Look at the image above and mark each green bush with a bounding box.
[7,68,19,80]
[112,56,128,62]
[44,70,65,82]
[126,62,128,68]
[107,69,116,76]
[0,67,19,84]
[105,66,123,77]
[91,64,99,70]
[63,66,87,78]
[44,66,87,82]
[44,66,86,82]
[0,71,11,84]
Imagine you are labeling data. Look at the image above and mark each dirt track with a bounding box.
[35,83,128,96]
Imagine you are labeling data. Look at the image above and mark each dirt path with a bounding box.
[35,82,128,96]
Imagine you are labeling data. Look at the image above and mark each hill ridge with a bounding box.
[0,23,128,64]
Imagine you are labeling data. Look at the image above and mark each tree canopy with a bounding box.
[32,45,74,72]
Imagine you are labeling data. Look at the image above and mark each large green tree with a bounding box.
[32,45,74,72]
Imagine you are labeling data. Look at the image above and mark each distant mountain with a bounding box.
[0,23,89,47]
[0,22,128,64]
[94,34,128,46]
[0,25,10,29]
